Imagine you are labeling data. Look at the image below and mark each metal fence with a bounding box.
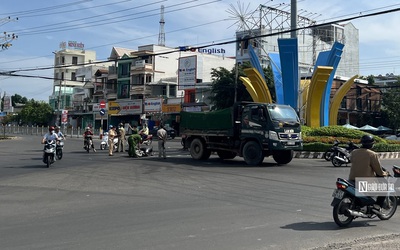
[1,125,101,139]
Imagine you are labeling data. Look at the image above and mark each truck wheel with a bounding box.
[190,138,209,160]
[243,141,264,165]
[217,151,237,160]
[272,150,293,164]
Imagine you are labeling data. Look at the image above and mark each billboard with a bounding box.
[3,96,12,112]
[178,55,197,90]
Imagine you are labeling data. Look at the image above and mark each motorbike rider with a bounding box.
[83,127,96,152]
[55,126,65,141]
[349,134,388,210]
[42,126,59,162]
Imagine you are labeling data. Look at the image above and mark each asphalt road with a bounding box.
[1,135,400,250]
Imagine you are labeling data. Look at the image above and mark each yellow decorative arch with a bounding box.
[305,66,333,128]
[300,79,311,122]
[239,76,259,102]
[244,68,273,103]
[329,75,358,125]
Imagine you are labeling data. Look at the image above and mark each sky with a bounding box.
[1,0,400,102]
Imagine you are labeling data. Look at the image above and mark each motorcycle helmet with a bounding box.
[119,123,123,127]
[360,134,374,149]
[85,127,90,131]
[49,126,55,132]
[109,125,114,129]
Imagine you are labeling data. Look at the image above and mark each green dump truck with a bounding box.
[180,102,303,165]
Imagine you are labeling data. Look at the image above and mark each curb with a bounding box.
[294,151,400,159]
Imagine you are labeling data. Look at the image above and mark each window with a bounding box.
[356,98,362,110]
[120,64,129,77]
[169,85,176,97]
[146,75,152,83]
[340,97,347,109]
[61,56,65,64]
[72,56,78,65]
[162,86,167,96]
[61,72,64,80]
[71,72,76,81]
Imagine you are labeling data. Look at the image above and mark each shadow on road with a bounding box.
[281,221,376,231]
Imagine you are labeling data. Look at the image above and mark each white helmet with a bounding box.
[85,127,90,131]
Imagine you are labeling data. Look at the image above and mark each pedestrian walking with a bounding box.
[108,125,117,156]
[157,124,167,159]
[117,123,126,152]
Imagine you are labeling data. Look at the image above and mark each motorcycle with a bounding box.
[331,141,359,167]
[136,144,153,157]
[84,135,93,153]
[43,140,56,168]
[100,132,109,150]
[141,134,153,146]
[323,140,340,161]
[56,139,64,160]
[331,172,397,227]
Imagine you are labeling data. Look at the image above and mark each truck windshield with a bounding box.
[267,105,299,123]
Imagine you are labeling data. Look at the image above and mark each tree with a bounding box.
[208,62,275,110]
[11,94,28,106]
[18,100,53,126]
[381,86,400,132]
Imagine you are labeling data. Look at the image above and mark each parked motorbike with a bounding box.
[84,135,93,153]
[392,165,400,203]
[331,172,397,227]
[56,139,64,160]
[43,140,56,168]
[323,140,340,161]
[331,141,359,167]
[141,134,153,146]
[100,132,109,150]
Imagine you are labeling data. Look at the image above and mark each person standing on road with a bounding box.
[157,124,167,159]
[117,123,126,153]
[108,125,117,156]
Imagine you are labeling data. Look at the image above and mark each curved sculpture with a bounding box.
[305,66,333,128]
[239,76,259,102]
[329,75,358,125]
[244,68,273,103]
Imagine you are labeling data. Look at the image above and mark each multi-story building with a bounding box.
[331,77,382,126]
[50,42,96,125]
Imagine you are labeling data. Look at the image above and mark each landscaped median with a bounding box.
[295,125,400,159]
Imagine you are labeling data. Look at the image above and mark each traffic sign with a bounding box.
[100,100,106,109]
[99,108,106,116]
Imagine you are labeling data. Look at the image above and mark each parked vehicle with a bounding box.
[150,126,176,139]
[180,102,303,165]
[100,132,109,150]
[331,172,397,227]
[323,140,340,161]
[56,139,64,160]
[100,132,119,150]
[43,140,56,168]
[331,141,359,167]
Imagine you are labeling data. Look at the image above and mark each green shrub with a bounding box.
[301,126,399,152]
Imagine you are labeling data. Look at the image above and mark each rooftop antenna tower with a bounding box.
[158,5,165,46]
